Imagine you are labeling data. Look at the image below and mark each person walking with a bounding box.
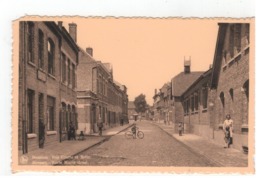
[97,117,103,136]
[39,119,45,148]
[178,122,183,136]
[223,114,233,148]
[68,122,76,140]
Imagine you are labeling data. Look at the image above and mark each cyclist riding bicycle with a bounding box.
[131,124,138,139]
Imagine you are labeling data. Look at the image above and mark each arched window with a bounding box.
[61,102,67,132]
[229,88,234,101]
[48,38,55,75]
[27,22,34,63]
[243,80,249,101]
[68,105,71,124]
[220,92,225,107]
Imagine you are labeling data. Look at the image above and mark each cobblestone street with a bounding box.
[61,121,218,166]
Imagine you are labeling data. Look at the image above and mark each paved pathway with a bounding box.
[152,121,248,167]
[63,121,218,166]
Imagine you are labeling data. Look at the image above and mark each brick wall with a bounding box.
[213,24,249,134]
[19,21,79,153]
[210,23,250,151]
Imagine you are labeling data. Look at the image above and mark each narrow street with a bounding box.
[60,121,217,167]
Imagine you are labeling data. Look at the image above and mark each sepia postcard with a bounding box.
[11,16,255,173]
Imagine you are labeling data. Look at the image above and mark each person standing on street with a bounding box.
[68,122,76,140]
[223,114,233,148]
[97,117,103,136]
[39,119,45,148]
[178,122,183,136]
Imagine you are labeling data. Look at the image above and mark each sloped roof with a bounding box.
[172,71,204,97]
[128,101,136,109]
[181,68,212,97]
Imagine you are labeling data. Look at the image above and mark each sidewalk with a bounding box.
[152,121,248,167]
[19,123,133,165]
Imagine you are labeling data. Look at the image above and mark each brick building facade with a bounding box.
[152,83,173,124]
[170,61,203,131]
[128,101,137,120]
[209,23,250,151]
[182,68,212,137]
[178,23,250,152]
[77,48,128,134]
[19,21,79,154]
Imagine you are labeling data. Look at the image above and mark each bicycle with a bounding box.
[125,127,144,139]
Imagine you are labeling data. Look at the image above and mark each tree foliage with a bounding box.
[134,94,148,113]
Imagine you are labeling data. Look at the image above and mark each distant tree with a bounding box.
[134,94,148,114]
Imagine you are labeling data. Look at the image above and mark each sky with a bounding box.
[64,18,219,105]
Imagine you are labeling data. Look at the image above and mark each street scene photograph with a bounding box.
[13,17,254,172]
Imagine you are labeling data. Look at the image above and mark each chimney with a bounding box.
[58,21,63,29]
[184,57,191,74]
[86,47,93,56]
[69,23,77,43]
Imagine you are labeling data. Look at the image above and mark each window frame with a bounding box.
[47,39,55,75]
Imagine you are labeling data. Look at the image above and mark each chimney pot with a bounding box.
[86,47,93,56]
[184,59,191,74]
[69,23,77,43]
[58,21,63,29]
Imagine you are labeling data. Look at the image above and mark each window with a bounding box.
[234,24,242,54]
[48,39,55,75]
[72,105,77,129]
[245,24,250,45]
[194,92,199,111]
[61,53,66,83]
[38,93,44,124]
[191,95,195,112]
[229,89,234,101]
[68,59,71,85]
[187,99,190,113]
[220,92,225,108]
[38,30,44,69]
[229,24,242,58]
[61,103,67,131]
[27,22,34,63]
[183,100,187,115]
[68,105,71,125]
[243,80,249,101]
[47,96,55,130]
[202,87,208,109]
[27,89,34,133]
[229,25,235,58]
[72,64,76,89]
[97,79,99,93]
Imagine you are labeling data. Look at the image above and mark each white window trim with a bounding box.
[47,131,57,136]
[27,133,37,139]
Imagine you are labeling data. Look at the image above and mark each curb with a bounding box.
[152,122,223,167]
[54,124,133,166]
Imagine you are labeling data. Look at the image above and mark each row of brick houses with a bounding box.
[152,23,250,152]
[18,21,128,154]
[77,47,128,134]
